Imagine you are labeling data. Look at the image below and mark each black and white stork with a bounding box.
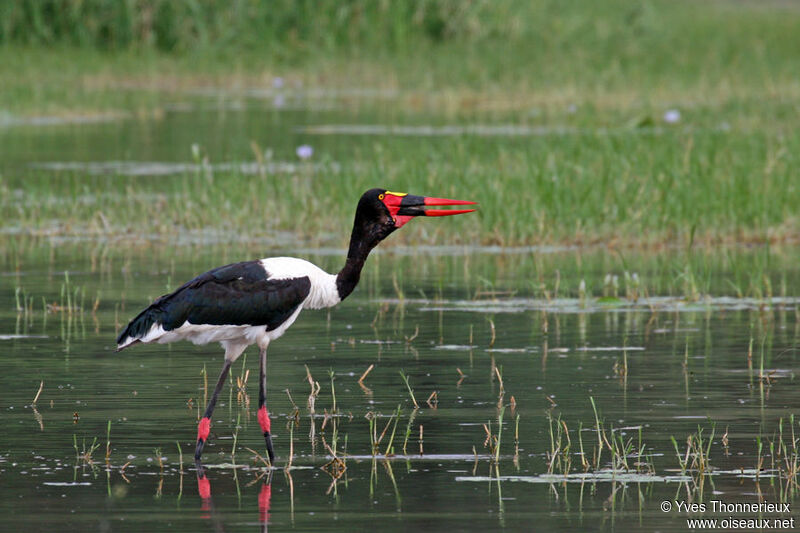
[116,188,476,463]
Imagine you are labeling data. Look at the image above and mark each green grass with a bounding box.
[2,128,798,247]
[3,0,800,114]
[1,0,800,247]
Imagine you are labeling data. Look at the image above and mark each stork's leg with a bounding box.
[258,346,275,464]
[195,359,233,460]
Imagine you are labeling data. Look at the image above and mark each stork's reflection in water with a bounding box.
[195,460,274,533]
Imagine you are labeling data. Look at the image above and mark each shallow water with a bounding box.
[1,246,799,532]
[2,95,800,531]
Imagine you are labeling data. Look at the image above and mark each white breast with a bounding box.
[260,257,341,309]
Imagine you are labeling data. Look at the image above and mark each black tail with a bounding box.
[116,304,164,350]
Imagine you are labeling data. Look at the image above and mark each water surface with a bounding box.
[1,93,799,532]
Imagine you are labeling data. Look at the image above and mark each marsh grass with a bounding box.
[383,405,402,456]
[3,124,797,248]
[51,371,800,506]
[104,420,111,464]
[2,2,800,247]
[7,249,794,365]
[671,425,714,476]
[398,370,418,409]
[73,434,101,467]
[401,409,418,456]
[752,416,800,495]
[3,1,800,103]
[544,400,656,479]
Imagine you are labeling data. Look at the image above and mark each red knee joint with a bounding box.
[197,417,211,441]
[257,406,271,433]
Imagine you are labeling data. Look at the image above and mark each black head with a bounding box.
[350,188,400,247]
[338,188,477,300]
[351,187,477,248]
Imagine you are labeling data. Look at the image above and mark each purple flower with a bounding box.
[663,109,681,124]
[296,145,313,160]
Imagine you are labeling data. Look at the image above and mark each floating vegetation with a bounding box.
[434,344,476,351]
[30,160,340,177]
[1,113,126,127]
[298,124,587,137]
[455,472,693,484]
[414,295,800,320]
[0,334,47,340]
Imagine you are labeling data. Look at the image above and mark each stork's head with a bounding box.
[349,188,477,252]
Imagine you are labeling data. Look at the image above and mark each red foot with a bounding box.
[198,476,211,499]
[197,417,211,441]
[257,406,271,433]
[259,483,272,523]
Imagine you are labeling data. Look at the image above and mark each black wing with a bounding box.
[116,261,311,347]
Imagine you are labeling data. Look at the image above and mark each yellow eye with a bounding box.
[379,193,385,200]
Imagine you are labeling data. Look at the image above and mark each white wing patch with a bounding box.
[260,257,340,309]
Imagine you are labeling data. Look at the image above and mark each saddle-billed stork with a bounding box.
[116,188,476,463]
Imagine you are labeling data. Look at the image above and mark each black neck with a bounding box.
[335,229,372,301]
[336,208,394,300]
[336,193,399,301]
[336,258,364,301]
